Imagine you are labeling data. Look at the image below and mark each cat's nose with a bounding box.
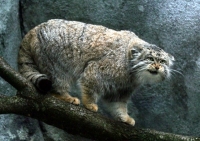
[154,63,160,70]
[155,66,159,70]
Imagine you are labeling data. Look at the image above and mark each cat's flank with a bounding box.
[18,19,174,126]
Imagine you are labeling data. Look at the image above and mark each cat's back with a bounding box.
[19,19,106,74]
[19,19,135,75]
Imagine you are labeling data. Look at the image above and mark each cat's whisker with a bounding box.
[168,73,178,80]
[131,66,147,73]
[131,64,142,69]
[170,69,184,77]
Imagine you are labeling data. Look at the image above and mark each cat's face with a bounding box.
[130,44,174,84]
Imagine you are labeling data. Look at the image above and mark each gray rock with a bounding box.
[0,0,21,95]
[0,115,44,141]
[20,0,149,34]
[0,0,44,141]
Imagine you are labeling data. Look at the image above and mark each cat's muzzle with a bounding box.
[148,70,158,75]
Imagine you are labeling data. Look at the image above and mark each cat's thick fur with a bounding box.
[18,19,174,126]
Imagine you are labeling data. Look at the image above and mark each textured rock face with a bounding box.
[0,0,43,141]
[0,0,20,95]
[0,0,200,140]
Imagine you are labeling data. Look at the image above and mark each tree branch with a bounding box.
[0,57,28,91]
[0,56,40,99]
[0,56,199,141]
[0,95,30,114]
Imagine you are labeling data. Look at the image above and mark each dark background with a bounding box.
[0,0,200,140]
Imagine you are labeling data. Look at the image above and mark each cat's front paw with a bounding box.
[120,115,135,126]
[62,96,80,105]
[53,94,80,105]
[84,103,98,112]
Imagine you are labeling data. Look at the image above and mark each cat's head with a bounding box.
[129,44,174,84]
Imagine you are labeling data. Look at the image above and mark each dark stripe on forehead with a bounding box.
[156,53,161,56]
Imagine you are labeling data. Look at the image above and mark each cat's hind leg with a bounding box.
[80,62,99,112]
[81,85,98,112]
[51,79,80,105]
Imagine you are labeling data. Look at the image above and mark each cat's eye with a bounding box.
[160,60,167,64]
[147,57,154,61]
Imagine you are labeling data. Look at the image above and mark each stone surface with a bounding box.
[0,0,21,95]
[0,115,44,141]
[0,0,200,140]
[0,0,44,141]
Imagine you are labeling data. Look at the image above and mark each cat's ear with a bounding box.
[130,45,143,59]
[168,53,175,61]
[131,45,143,54]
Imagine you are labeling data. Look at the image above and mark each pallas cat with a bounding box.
[18,19,174,126]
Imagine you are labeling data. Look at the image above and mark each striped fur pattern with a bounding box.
[18,19,174,126]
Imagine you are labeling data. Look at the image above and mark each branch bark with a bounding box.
[0,56,199,141]
[0,57,39,99]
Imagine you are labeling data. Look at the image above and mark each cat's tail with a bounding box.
[18,29,52,93]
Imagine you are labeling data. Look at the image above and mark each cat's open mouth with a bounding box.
[148,70,158,75]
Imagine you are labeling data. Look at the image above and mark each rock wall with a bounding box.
[0,0,200,140]
[0,0,44,141]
